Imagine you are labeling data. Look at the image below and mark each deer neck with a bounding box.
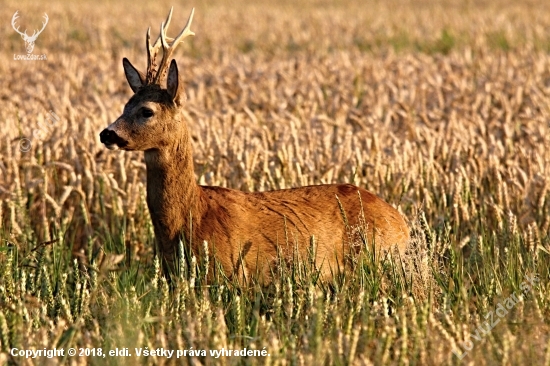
[144,135,204,249]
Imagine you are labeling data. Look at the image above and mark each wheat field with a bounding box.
[1,0,550,364]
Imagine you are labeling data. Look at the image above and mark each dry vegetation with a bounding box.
[1,0,550,364]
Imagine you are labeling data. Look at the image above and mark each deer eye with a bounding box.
[141,108,154,118]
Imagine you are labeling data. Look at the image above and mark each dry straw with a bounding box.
[0,0,549,364]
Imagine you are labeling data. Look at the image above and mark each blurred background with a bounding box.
[1,1,549,364]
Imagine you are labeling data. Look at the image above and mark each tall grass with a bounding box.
[1,0,549,364]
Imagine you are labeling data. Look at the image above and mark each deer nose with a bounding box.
[100,128,128,148]
[99,128,116,144]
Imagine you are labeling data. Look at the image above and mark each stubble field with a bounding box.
[1,0,550,364]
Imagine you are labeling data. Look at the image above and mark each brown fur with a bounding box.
[99,19,409,284]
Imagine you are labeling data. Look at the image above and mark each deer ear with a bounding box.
[123,58,145,93]
[166,59,181,102]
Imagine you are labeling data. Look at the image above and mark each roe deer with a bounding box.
[99,8,409,284]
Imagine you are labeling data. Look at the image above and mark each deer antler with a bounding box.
[11,11,28,38]
[30,14,49,41]
[11,12,48,41]
[145,7,195,85]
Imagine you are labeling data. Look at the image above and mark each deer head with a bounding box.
[99,8,195,152]
[11,11,49,54]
